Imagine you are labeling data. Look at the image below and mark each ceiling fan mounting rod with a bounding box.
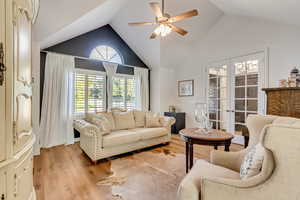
[162,0,165,15]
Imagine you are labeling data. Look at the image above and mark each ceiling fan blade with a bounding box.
[129,22,156,26]
[168,24,188,36]
[168,9,198,23]
[150,2,163,18]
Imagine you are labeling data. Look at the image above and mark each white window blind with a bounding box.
[87,74,106,113]
[74,73,86,114]
[112,75,136,110]
[74,71,106,115]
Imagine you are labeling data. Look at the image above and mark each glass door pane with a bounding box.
[208,65,228,131]
[233,60,259,135]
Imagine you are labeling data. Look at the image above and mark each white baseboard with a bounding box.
[74,137,80,142]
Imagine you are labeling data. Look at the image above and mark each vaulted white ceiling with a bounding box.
[111,0,223,69]
[34,0,300,69]
[210,0,300,27]
[34,0,127,48]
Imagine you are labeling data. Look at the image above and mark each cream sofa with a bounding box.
[178,115,300,200]
[74,110,175,162]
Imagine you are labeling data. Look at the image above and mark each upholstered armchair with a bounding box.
[177,115,300,200]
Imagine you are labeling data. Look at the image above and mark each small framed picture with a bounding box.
[178,80,194,97]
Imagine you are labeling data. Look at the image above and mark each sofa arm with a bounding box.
[210,150,246,172]
[74,119,102,137]
[160,116,176,128]
[74,119,104,161]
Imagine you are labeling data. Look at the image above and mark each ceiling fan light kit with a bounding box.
[129,0,199,39]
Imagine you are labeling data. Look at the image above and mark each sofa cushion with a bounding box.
[113,111,135,130]
[92,117,112,134]
[133,110,146,128]
[132,128,168,140]
[177,160,240,200]
[103,130,141,148]
[145,112,162,128]
[86,112,116,130]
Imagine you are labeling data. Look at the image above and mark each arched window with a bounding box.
[89,45,123,64]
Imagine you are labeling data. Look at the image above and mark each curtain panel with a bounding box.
[39,53,75,148]
[134,67,149,111]
[103,62,118,111]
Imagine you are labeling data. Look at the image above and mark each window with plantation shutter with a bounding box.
[112,75,136,110]
[74,73,86,114]
[74,70,106,115]
[87,74,105,113]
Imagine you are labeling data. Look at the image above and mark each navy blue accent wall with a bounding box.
[40,24,150,121]
[44,24,148,68]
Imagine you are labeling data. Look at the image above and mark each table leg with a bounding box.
[244,136,249,148]
[225,142,231,152]
[189,142,193,170]
[185,142,189,173]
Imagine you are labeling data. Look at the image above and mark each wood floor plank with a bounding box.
[33,134,242,200]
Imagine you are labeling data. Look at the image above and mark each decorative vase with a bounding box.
[194,103,212,131]
[290,67,299,78]
[279,79,287,88]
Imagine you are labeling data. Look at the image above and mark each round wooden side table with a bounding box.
[179,128,234,173]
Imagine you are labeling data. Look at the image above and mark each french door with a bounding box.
[207,52,267,144]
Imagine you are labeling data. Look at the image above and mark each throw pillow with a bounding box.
[240,143,265,180]
[133,110,146,128]
[113,111,135,130]
[86,112,116,130]
[91,117,112,135]
[145,112,162,128]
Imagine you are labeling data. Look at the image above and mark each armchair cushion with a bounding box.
[178,160,240,200]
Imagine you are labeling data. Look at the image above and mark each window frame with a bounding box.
[73,69,107,117]
[89,45,124,64]
[112,73,137,110]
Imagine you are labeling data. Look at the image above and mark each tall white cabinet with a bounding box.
[0,0,39,199]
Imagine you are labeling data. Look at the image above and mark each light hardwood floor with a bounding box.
[33,135,242,200]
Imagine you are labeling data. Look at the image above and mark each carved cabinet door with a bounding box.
[0,0,6,162]
[0,170,5,200]
[11,0,38,154]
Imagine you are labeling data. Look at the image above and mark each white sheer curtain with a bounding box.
[40,53,75,148]
[134,67,149,111]
[103,62,118,111]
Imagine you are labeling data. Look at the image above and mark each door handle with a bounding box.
[226,110,235,113]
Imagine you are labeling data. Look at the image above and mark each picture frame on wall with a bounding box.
[178,80,194,97]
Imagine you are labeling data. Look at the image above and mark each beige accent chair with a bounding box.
[74,111,175,163]
[177,115,300,200]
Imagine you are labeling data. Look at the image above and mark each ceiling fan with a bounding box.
[128,0,199,39]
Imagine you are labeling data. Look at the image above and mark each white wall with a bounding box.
[174,14,300,127]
